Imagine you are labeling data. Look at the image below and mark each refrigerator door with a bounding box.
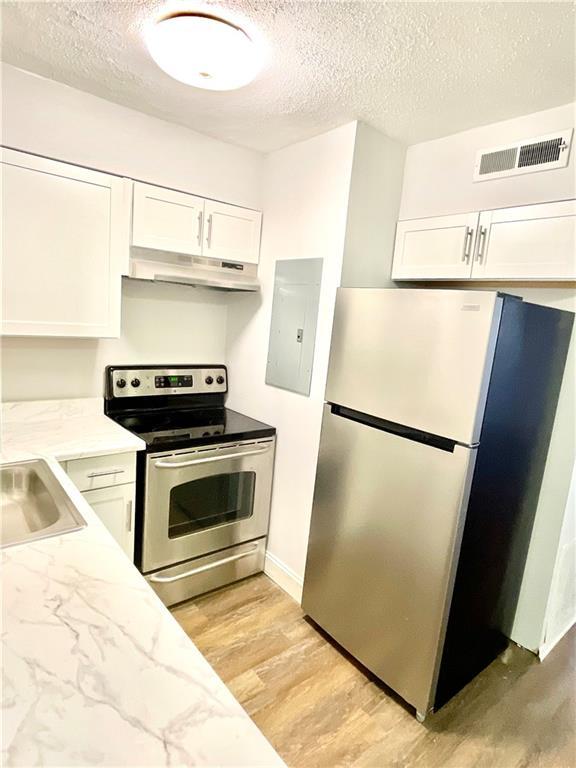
[302,404,477,714]
[325,288,503,445]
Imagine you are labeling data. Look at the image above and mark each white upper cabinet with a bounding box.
[471,200,576,280]
[391,213,479,280]
[392,199,576,282]
[203,200,262,264]
[2,149,127,337]
[131,184,262,265]
[132,182,204,256]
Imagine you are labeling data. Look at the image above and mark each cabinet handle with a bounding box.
[126,499,133,532]
[197,211,203,247]
[86,469,125,479]
[206,214,213,249]
[462,227,473,263]
[476,226,487,262]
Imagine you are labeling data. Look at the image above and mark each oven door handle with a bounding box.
[148,544,259,583]
[153,445,271,469]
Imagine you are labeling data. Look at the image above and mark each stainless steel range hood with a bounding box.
[129,252,260,292]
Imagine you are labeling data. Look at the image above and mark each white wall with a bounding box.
[1,64,263,208]
[1,280,228,400]
[399,102,575,219]
[399,105,576,655]
[1,64,264,401]
[226,123,357,598]
[341,122,406,288]
[540,464,576,658]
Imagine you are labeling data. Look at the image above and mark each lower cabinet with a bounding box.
[82,484,135,561]
[65,452,137,561]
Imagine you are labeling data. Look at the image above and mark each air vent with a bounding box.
[473,129,573,182]
[479,147,518,175]
[518,138,564,168]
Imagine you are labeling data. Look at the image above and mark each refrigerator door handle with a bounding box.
[329,404,458,453]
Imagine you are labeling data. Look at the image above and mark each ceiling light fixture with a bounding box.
[145,12,264,91]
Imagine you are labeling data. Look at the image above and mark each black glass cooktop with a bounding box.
[111,407,275,452]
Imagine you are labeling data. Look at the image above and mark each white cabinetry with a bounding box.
[392,213,478,280]
[132,182,204,256]
[392,199,576,281]
[83,484,135,561]
[1,149,128,337]
[472,201,576,280]
[130,183,262,265]
[65,452,136,561]
[203,200,262,264]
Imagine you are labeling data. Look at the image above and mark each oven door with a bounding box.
[143,438,275,573]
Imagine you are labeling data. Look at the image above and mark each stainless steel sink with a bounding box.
[1,459,86,548]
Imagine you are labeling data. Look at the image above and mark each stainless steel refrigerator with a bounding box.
[302,288,573,720]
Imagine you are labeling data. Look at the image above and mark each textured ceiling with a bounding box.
[1,1,575,153]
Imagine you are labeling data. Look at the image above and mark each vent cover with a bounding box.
[473,129,572,182]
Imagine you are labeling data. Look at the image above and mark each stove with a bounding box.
[105,364,276,606]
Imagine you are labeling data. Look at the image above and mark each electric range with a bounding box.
[104,364,276,606]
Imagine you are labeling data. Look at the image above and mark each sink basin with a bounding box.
[1,459,86,548]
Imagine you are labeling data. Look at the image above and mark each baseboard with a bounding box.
[264,551,303,604]
[538,617,576,661]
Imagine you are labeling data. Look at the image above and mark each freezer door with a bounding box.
[325,288,503,444]
[302,405,477,714]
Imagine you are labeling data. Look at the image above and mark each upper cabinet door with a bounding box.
[392,213,479,280]
[132,182,204,256]
[203,200,262,264]
[471,200,576,280]
[1,149,126,338]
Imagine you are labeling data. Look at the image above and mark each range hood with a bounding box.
[129,252,260,292]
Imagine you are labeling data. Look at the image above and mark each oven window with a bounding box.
[168,472,255,538]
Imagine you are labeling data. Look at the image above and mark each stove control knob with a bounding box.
[205,376,214,385]
[116,378,127,389]
[131,378,141,388]
[216,375,225,385]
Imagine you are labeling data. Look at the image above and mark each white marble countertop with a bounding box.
[1,409,284,767]
[1,398,145,462]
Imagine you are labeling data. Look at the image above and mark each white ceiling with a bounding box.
[1,1,574,153]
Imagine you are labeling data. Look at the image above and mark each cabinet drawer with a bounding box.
[67,452,136,492]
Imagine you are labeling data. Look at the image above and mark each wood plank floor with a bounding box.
[172,574,576,768]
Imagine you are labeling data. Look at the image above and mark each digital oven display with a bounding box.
[155,375,193,389]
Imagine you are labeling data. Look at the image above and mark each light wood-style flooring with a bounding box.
[172,574,575,768]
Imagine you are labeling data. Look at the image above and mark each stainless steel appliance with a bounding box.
[302,289,573,720]
[104,365,275,605]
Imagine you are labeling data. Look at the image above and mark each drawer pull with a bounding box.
[86,469,125,479]
[149,545,259,584]
[126,500,133,532]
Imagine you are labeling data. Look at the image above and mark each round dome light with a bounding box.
[145,13,263,91]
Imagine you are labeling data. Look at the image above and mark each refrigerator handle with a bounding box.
[329,404,458,453]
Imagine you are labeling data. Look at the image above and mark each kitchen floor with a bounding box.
[172,574,575,768]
